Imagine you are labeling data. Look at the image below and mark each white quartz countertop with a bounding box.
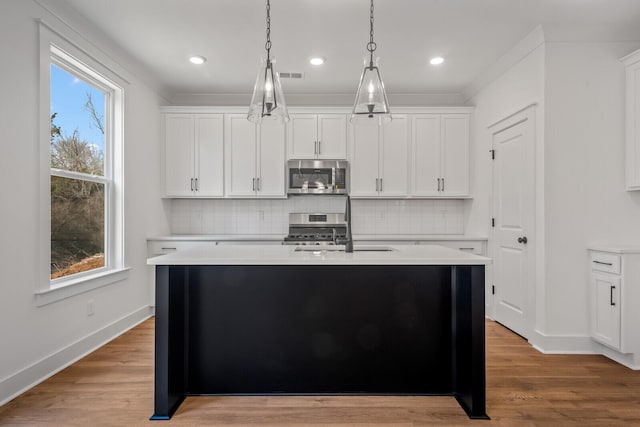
[147,234,488,242]
[588,245,640,254]
[147,244,491,266]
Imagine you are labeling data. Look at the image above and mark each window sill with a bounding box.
[35,267,130,307]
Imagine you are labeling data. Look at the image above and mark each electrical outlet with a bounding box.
[87,300,95,317]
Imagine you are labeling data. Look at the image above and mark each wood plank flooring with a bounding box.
[1,318,639,426]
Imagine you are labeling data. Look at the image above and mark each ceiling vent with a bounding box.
[278,72,305,80]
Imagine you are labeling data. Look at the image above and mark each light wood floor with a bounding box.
[1,318,639,426]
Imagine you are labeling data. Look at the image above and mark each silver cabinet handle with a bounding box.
[252,178,256,191]
[593,260,613,266]
[442,177,445,191]
[437,178,441,191]
[318,140,321,155]
[375,178,379,192]
[257,177,261,191]
[314,141,318,155]
[160,247,177,251]
[380,178,383,192]
[195,178,199,191]
[191,178,194,191]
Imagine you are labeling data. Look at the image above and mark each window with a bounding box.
[50,62,108,280]
[38,22,126,303]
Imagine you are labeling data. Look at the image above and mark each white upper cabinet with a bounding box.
[411,113,470,197]
[350,115,409,198]
[622,49,640,191]
[287,114,348,159]
[163,113,224,197]
[224,114,285,198]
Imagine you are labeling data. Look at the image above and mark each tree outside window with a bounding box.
[50,64,109,280]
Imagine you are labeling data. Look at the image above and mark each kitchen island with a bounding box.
[147,244,490,420]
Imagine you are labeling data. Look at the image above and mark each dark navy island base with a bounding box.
[150,264,488,420]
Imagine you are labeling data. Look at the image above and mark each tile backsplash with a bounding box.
[170,197,464,235]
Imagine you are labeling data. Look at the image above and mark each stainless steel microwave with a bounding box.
[286,159,349,195]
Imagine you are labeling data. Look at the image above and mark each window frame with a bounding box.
[37,22,127,306]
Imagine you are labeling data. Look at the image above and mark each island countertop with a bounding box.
[147,244,491,266]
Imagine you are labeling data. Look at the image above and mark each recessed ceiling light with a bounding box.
[189,56,207,65]
[430,57,444,65]
[309,57,325,66]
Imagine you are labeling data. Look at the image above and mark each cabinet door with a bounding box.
[411,115,441,197]
[257,121,286,197]
[591,272,621,350]
[194,114,224,197]
[287,114,318,159]
[380,115,409,197]
[441,115,469,197]
[317,114,348,159]
[164,114,195,196]
[350,119,380,197]
[225,114,257,197]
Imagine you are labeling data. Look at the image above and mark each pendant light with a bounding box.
[351,0,391,123]
[248,0,289,123]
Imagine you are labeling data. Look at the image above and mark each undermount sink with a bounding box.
[294,246,394,252]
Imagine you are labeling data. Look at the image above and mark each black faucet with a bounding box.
[335,194,353,252]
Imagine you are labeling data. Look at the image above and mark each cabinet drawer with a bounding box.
[147,241,217,256]
[420,240,485,256]
[590,252,621,274]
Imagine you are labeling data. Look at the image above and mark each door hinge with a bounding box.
[492,285,495,295]
[491,218,495,227]
[490,149,495,160]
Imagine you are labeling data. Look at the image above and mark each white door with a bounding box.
[590,272,621,349]
[380,114,409,197]
[164,114,194,196]
[490,107,535,338]
[411,115,441,197]
[194,114,224,197]
[350,119,380,197]
[287,114,317,159]
[257,121,286,197]
[225,114,257,197]
[317,114,347,159]
[441,115,469,197]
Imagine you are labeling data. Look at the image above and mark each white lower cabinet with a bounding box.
[588,248,640,355]
[224,114,286,198]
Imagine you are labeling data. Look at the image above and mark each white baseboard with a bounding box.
[530,329,640,370]
[530,329,595,354]
[0,305,153,407]
[592,342,640,370]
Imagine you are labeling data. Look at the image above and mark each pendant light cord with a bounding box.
[265,0,272,62]
[366,0,376,67]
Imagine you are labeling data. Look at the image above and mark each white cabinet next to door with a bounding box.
[164,113,224,197]
[225,114,286,198]
[287,114,348,159]
[350,115,409,197]
[622,49,640,191]
[411,114,470,197]
[588,247,640,355]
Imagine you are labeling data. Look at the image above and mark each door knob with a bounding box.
[517,236,528,244]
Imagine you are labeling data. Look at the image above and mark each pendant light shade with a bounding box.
[248,0,289,124]
[352,57,391,123]
[351,0,391,123]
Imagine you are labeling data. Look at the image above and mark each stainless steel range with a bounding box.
[283,213,347,245]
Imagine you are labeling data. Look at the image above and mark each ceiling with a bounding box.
[54,0,640,99]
